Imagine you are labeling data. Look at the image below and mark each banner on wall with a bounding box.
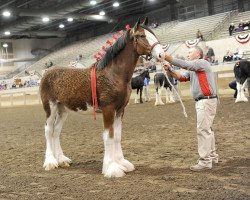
[235,33,250,44]
[185,39,200,48]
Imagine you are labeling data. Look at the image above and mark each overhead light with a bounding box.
[90,0,97,5]
[149,0,155,2]
[67,17,73,22]
[4,31,10,35]
[113,2,119,7]
[59,24,65,28]
[42,17,50,22]
[3,43,8,48]
[2,10,11,17]
[99,11,105,16]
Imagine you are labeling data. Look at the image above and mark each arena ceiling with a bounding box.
[0,0,176,39]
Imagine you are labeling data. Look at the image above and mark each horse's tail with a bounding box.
[39,74,52,118]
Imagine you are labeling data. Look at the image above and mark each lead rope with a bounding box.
[161,62,188,118]
[91,65,98,120]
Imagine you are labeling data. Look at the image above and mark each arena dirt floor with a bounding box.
[0,97,249,200]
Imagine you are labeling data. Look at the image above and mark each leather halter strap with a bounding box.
[150,41,160,52]
[134,38,160,61]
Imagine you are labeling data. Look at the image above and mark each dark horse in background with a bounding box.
[131,70,150,103]
[39,18,165,178]
[154,72,175,105]
[234,60,250,103]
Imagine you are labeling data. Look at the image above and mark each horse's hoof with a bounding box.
[118,159,135,172]
[58,155,72,167]
[104,162,126,178]
[235,97,248,103]
[43,156,59,171]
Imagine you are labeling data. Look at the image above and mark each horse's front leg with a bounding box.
[114,112,135,173]
[102,107,134,178]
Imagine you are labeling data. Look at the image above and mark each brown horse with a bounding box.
[39,18,164,178]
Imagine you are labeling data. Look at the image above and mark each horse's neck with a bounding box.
[110,41,139,82]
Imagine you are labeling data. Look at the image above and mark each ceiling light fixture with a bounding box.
[59,24,65,28]
[3,43,8,48]
[67,17,73,22]
[99,11,105,16]
[42,17,50,22]
[2,10,11,17]
[4,31,10,35]
[90,1,97,5]
[113,2,119,7]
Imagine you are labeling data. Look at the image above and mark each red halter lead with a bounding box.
[91,65,98,120]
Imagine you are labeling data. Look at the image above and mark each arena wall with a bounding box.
[171,38,250,63]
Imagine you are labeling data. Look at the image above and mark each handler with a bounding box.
[160,46,218,171]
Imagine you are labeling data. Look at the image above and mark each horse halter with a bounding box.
[133,36,160,61]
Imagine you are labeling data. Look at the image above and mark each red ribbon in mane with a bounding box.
[91,65,98,120]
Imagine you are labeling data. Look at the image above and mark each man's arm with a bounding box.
[160,52,207,71]
[163,63,189,82]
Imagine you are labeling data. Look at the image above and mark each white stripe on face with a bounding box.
[144,29,164,60]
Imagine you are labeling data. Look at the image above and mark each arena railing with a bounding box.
[0,87,41,107]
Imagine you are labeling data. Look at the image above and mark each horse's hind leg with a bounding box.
[235,81,248,102]
[134,89,139,104]
[165,87,175,103]
[155,86,164,106]
[102,107,129,178]
[139,87,143,103]
[43,101,58,171]
[53,103,71,167]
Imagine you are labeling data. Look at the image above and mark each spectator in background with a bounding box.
[151,21,159,29]
[233,48,243,60]
[223,48,233,62]
[236,22,244,32]
[243,20,250,30]
[47,61,53,68]
[228,23,235,36]
[196,29,204,41]
[206,46,216,63]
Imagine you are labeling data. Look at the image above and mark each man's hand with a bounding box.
[163,63,172,72]
[159,52,173,63]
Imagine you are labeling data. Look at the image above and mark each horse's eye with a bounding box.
[141,35,146,38]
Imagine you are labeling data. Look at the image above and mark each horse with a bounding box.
[39,17,165,178]
[234,60,250,103]
[131,70,150,103]
[154,72,175,106]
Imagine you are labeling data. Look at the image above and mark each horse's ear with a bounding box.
[142,17,148,26]
[133,18,141,31]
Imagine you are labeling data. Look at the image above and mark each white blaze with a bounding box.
[144,29,164,60]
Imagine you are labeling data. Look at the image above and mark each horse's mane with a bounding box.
[97,30,130,69]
